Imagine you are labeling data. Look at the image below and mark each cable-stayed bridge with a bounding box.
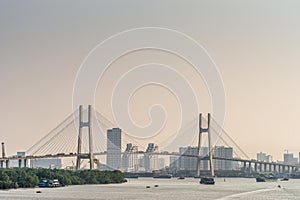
[0,105,299,176]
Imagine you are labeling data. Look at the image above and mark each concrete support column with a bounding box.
[6,160,10,168]
[279,165,281,173]
[264,163,267,172]
[18,159,22,168]
[243,161,247,173]
[248,162,252,174]
[259,163,262,172]
[0,160,3,168]
[254,163,258,172]
[24,159,27,168]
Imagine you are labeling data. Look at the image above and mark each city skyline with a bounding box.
[1,1,300,161]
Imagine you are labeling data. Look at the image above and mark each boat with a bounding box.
[124,173,139,179]
[38,180,50,188]
[177,175,185,180]
[280,177,289,181]
[38,179,62,188]
[153,174,172,179]
[256,174,277,182]
[200,177,215,185]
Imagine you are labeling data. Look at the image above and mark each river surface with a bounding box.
[0,178,300,199]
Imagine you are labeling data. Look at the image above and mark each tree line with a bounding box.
[0,168,126,189]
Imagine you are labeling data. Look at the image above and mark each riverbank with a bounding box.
[0,168,126,189]
[1,178,299,200]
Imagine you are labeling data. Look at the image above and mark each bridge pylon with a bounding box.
[76,105,94,170]
[196,113,214,177]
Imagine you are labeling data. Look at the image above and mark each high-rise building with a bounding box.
[169,155,179,170]
[144,143,158,172]
[284,153,298,165]
[179,146,198,171]
[122,143,138,172]
[107,128,122,170]
[257,152,271,162]
[213,146,233,170]
[158,158,165,169]
[177,146,208,171]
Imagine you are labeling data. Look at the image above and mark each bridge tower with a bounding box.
[76,105,94,170]
[196,113,214,177]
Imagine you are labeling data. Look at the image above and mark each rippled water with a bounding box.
[0,178,299,199]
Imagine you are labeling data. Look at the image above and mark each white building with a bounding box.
[122,143,138,172]
[213,146,234,170]
[284,153,298,165]
[107,128,122,170]
[257,152,271,162]
[144,143,158,172]
[158,158,165,169]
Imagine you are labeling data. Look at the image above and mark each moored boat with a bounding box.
[256,174,277,182]
[200,177,215,185]
[153,174,172,179]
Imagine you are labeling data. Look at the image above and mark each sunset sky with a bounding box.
[1,1,300,161]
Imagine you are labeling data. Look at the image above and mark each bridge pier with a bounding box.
[18,159,22,168]
[259,163,262,172]
[76,105,94,170]
[0,160,3,168]
[6,160,10,168]
[24,159,27,168]
[254,163,257,172]
[196,113,214,177]
[243,161,247,173]
[248,162,252,174]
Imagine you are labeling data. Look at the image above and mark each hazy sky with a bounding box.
[1,0,300,161]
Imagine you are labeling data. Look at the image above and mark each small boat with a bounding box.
[153,174,172,179]
[124,173,139,179]
[256,174,277,182]
[200,177,215,185]
[178,176,185,180]
[38,180,50,188]
[38,179,61,188]
[280,177,289,181]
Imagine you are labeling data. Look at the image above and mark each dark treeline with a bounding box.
[0,168,126,189]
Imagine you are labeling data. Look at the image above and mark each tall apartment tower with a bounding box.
[144,143,158,172]
[122,143,138,172]
[107,128,122,170]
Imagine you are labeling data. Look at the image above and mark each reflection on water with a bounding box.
[0,178,299,200]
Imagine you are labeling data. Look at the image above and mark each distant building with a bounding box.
[107,128,122,170]
[17,152,26,157]
[213,146,233,170]
[168,146,209,171]
[138,156,145,170]
[144,143,158,172]
[122,143,138,172]
[257,152,271,162]
[169,155,179,170]
[31,158,62,169]
[284,153,298,165]
[158,158,165,169]
[178,146,198,171]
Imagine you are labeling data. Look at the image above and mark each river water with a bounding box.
[0,178,299,199]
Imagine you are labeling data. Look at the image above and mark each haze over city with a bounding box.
[1,0,300,163]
